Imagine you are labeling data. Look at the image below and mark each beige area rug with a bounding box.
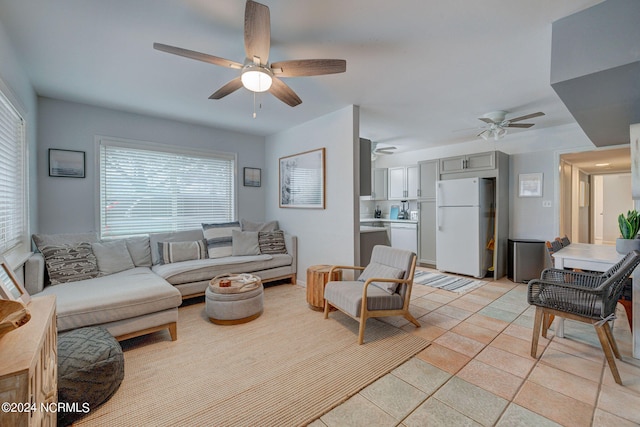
[76,285,429,427]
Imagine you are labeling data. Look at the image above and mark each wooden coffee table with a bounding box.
[306,265,342,311]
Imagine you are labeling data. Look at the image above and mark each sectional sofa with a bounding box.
[24,220,297,341]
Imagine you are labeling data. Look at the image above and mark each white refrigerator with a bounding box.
[436,177,494,278]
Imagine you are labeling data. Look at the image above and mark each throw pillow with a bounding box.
[91,240,135,275]
[124,236,152,267]
[232,230,260,256]
[202,221,241,259]
[240,219,279,232]
[258,230,287,254]
[157,240,208,264]
[357,262,405,294]
[40,242,100,285]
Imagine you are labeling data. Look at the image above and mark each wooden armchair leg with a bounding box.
[595,323,622,385]
[323,300,330,319]
[602,321,621,359]
[404,312,421,327]
[531,307,544,358]
[358,318,367,345]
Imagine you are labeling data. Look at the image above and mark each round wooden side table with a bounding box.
[306,264,342,311]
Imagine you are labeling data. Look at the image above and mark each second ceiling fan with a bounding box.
[477,110,545,140]
[154,0,346,107]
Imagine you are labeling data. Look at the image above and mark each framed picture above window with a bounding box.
[49,148,85,178]
[279,148,325,209]
[243,167,261,187]
[518,172,543,197]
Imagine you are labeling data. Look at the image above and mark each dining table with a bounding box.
[550,242,638,359]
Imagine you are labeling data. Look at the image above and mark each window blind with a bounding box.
[0,91,25,255]
[99,140,235,238]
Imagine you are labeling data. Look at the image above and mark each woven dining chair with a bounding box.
[527,250,640,385]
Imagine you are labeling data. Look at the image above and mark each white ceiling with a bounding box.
[0,0,604,152]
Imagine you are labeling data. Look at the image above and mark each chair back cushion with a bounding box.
[360,245,415,294]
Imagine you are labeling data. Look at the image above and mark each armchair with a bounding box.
[323,245,421,344]
[527,250,640,385]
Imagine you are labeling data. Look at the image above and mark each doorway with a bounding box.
[559,147,632,244]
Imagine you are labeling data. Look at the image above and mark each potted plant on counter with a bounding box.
[616,209,640,254]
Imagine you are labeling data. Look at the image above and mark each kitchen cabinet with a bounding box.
[388,165,418,200]
[359,138,372,196]
[371,168,388,200]
[417,159,439,266]
[440,151,495,174]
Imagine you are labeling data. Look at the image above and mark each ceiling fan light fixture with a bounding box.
[241,64,273,92]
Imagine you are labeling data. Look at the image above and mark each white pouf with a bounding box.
[205,282,264,325]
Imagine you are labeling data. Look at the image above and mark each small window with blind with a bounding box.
[98,137,236,239]
[0,88,27,258]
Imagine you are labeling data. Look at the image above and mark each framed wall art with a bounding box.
[49,148,85,178]
[518,172,543,197]
[0,257,30,304]
[279,147,325,209]
[243,167,261,187]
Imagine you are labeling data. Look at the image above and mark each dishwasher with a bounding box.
[390,222,418,253]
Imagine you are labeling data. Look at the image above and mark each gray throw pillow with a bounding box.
[158,240,208,264]
[258,230,287,254]
[358,262,405,294]
[40,242,100,285]
[91,240,136,275]
[232,230,260,256]
[124,236,152,267]
[240,219,279,232]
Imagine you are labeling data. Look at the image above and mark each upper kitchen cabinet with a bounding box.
[359,138,372,196]
[371,168,388,200]
[440,152,495,174]
[388,165,418,200]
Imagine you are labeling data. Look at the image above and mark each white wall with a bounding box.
[265,106,359,282]
[36,97,266,234]
[0,19,38,263]
[374,123,595,240]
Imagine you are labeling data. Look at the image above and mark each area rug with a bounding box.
[414,270,486,293]
[76,285,429,427]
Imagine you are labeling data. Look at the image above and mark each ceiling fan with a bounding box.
[153,0,346,108]
[477,110,545,140]
[371,141,397,160]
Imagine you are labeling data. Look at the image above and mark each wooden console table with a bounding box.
[306,265,342,311]
[0,295,57,426]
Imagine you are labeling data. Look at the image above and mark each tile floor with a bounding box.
[308,270,640,427]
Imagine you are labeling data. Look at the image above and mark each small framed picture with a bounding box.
[49,148,85,178]
[519,173,543,197]
[243,167,261,187]
[0,257,30,304]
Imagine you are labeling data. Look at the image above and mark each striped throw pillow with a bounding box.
[202,221,241,258]
[157,240,208,264]
[258,230,287,254]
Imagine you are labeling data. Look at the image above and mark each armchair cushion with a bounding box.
[357,262,404,294]
[324,281,404,317]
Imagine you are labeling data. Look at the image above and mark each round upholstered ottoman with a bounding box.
[206,274,264,324]
[57,327,124,426]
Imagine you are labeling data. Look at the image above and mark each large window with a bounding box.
[0,89,26,258]
[99,138,236,238]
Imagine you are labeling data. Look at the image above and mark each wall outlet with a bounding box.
[543,200,552,208]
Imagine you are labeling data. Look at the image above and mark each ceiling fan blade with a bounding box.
[269,78,302,107]
[478,117,496,124]
[154,43,243,69]
[244,0,270,65]
[209,77,243,99]
[506,123,534,128]
[271,59,347,77]
[508,111,545,123]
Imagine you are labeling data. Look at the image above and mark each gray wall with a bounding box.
[0,18,38,262]
[36,97,266,234]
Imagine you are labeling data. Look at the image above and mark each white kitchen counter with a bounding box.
[360,225,389,233]
[360,218,418,225]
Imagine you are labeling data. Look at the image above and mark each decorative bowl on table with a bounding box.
[0,299,31,340]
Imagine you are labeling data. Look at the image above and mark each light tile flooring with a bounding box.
[309,269,640,427]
